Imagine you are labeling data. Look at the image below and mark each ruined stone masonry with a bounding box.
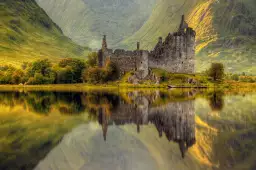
[98,15,196,79]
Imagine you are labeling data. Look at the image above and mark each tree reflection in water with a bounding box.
[208,90,224,111]
[0,89,225,161]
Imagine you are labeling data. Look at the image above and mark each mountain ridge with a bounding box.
[120,0,256,73]
[36,0,156,49]
[0,0,90,67]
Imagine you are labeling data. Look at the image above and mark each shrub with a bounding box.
[231,74,239,81]
[83,67,108,84]
[105,59,119,81]
[240,76,255,83]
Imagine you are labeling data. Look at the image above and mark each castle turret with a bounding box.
[137,42,140,50]
[158,37,163,44]
[102,35,107,50]
[178,15,188,33]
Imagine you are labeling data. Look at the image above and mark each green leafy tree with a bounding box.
[82,59,119,84]
[0,65,17,84]
[53,66,74,84]
[11,69,25,84]
[208,63,225,82]
[86,52,98,67]
[231,74,239,81]
[105,59,119,81]
[83,67,107,84]
[26,59,55,84]
[59,58,85,83]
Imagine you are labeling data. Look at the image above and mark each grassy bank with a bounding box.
[0,81,256,92]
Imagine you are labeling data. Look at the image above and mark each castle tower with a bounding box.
[98,35,108,67]
[137,42,140,50]
[102,35,107,50]
[178,15,188,32]
[98,108,109,141]
[158,37,163,44]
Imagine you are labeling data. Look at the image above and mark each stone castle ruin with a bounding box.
[98,15,196,79]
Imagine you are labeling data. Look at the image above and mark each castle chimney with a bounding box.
[102,35,107,50]
[158,37,163,43]
[181,15,185,23]
[137,42,140,50]
[179,15,185,30]
[179,15,188,32]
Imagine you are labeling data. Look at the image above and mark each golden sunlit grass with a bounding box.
[187,0,218,53]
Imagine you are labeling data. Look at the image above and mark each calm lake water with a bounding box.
[0,89,255,170]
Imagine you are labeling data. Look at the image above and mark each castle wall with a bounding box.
[108,50,138,75]
[98,15,196,77]
[100,49,149,78]
[136,51,149,79]
[149,28,196,74]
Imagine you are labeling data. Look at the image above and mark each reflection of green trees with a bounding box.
[208,91,224,111]
[0,92,120,116]
[81,92,120,120]
[56,92,85,115]
[0,90,204,115]
[26,92,56,114]
[0,92,85,115]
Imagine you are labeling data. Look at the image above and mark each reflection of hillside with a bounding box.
[0,90,198,159]
[0,92,86,115]
[98,95,196,158]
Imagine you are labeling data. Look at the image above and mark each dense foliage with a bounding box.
[0,58,85,85]
[0,53,119,85]
[1,57,255,85]
[0,65,25,84]
[82,59,119,84]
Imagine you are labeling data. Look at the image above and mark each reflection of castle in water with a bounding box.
[98,95,196,158]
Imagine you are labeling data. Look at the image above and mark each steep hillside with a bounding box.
[119,0,201,49]
[0,0,90,67]
[36,0,156,49]
[120,0,256,73]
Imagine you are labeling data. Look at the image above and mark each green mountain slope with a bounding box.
[189,0,256,73]
[0,0,90,67]
[120,0,256,74]
[119,0,201,49]
[36,0,156,49]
